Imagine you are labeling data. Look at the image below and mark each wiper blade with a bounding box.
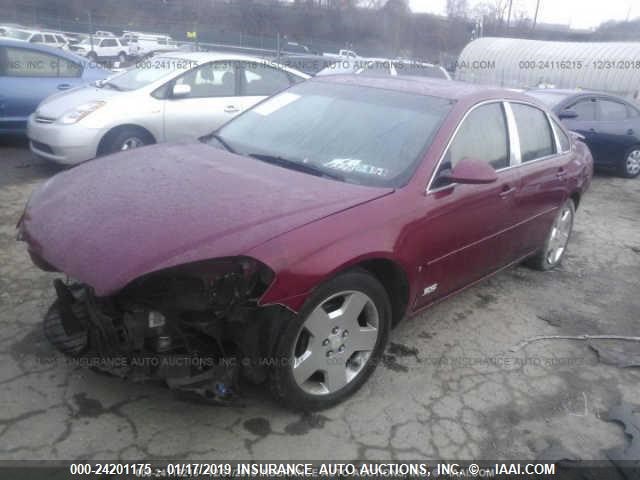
[248,153,344,181]
[209,133,235,153]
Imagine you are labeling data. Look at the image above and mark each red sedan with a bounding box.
[18,75,593,410]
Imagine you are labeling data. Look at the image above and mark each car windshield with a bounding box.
[211,81,453,188]
[5,29,32,40]
[527,91,571,108]
[103,58,183,91]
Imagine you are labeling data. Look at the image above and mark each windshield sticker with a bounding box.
[253,92,301,116]
[324,158,390,177]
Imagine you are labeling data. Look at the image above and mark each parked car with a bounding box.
[72,36,129,62]
[27,52,309,164]
[0,39,110,134]
[528,89,640,178]
[274,54,339,76]
[122,31,178,58]
[1,27,69,49]
[18,76,593,410]
[357,59,451,80]
[282,41,311,54]
[317,58,451,80]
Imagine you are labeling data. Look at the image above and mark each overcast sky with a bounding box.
[409,0,638,30]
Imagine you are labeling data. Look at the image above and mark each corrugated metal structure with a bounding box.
[455,37,640,99]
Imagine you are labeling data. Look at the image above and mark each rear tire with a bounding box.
[619,146,640,178]
[117,51,127,63]
[270,269,391,411]
[526,199,575,271]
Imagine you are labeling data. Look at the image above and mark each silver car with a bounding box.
[27,52,309,165]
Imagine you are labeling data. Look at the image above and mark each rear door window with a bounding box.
[241,63,292,96]
[4,47,81,77]
[511,103,556,162]
[598,99,629,121]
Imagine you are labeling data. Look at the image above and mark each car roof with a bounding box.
[152,51,311,78]
[154,51,272,62]
[527,88,632,104]
[313,74,527,103]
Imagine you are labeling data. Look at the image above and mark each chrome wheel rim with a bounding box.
[120,137,144,150]
[626,149,640,176]
[292,290,379,396]
[546,205,573,265]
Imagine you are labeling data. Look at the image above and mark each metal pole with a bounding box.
[88,11,94,48]
[532,0,541,31]
[506,0,513,29]
[276,32,280,62]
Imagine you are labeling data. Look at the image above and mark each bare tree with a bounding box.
[446,0,469,19]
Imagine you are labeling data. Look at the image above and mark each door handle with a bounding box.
[556,167,567,180]
[499,185,516,198]
[57,83,71,91]
[224,105,240,113]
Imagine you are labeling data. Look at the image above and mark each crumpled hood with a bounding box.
[35,85,120,119]
[21,143,392,295]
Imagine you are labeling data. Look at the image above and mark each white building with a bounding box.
[455,37,640,100]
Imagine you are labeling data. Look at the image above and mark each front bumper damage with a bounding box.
[43,258,280,403]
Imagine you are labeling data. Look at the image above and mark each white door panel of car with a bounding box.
[161,60,304,143]
[162,61,242,142]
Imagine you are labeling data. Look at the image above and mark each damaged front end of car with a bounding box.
[42,256,284,403]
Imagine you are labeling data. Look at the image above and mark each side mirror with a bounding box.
[559,109,578,119]
[172,84,191,98]
[442,157,498,185]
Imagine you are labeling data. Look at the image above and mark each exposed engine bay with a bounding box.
[43,257,285,403]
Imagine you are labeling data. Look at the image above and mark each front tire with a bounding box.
[270,269,391,411]
[526,199,575,271]
[101,127,152,155]
[619,146,640,178]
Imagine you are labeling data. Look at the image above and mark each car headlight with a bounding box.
[58,101,106,125]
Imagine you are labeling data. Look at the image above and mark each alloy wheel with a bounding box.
[291,290,379,395]
[120,137,145,150]
[626,149,640,176]
[546,204,573,266]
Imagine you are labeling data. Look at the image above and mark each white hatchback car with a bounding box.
[27,52,309,165]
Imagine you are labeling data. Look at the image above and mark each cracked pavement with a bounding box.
[1,138,639,461]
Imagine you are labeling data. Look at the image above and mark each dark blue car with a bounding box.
[0,39,110,134]
[528,89,640,178]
